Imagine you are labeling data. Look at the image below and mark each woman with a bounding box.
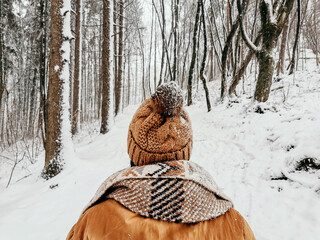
[67,82,255,240]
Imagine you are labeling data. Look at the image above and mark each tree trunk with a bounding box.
[100,0,111,134]
[288,0,301,75]
[254,0,294,101]
[173,0,179,82]
[221,20,239,99]
[137,28,146,99]
[127,51,131,105]
[153,0,173,84]
[28,68,37,137]
[226,0,230,33]
[228,33,262,95]
[43,0,64,178]
[220,0,248,99]
[254,51,275,102]
[0,38,4,111]
[276,19,289,75]
[154,9,157,90]
[237,0,294,102]
[72,0,81,135]
[113,0,118,86]
[314,0,319,66]
[0,0,4,111]
[200,0,211,112]
[115,0,123,115]
[38,0,48,145]
[148,7,154,91]
[187,0,201,106]
[253,3,279,102]
[159,0,165,86]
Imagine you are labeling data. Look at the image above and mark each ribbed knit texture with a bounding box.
[128,82,193,166]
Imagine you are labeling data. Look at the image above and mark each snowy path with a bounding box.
[1,71,320,239]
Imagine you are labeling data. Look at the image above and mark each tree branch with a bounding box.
[237,0,261,53]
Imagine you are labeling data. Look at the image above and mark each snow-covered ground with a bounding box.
[1,66,320,239]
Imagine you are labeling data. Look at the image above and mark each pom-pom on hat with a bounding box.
[128,82,193,166]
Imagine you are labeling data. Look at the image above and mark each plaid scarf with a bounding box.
[82,160,233,223]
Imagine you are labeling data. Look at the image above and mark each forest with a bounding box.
[0,0,320,239]
[1,0,318,178]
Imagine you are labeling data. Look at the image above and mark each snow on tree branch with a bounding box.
[237,0,261,53]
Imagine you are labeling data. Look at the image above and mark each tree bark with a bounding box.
[38,0,48,145]
[314,0,319,66]
[237,0,294,102]
[113,0,118,91]
[43,0,64,178]
[187,0,201,106]
[28,68,37,137]
[100,0,111,134]
[148,6,154,91]
[0,0,4,111]
[0,35,4,111]
[221,21,239,99]
[228,33,262,95]
[153,0,173,84]
[200,0,211,112]
[253,2,278,102]
[127,50,131,105]
[173,0,179,82]
[115,0,123,115]
[277,19,289,75]
[72,0,81,135]
[288,0,301,75]
[154,10,157,90]
[137,28,146,100]
[255,51,275,102]
[220,0,247,99]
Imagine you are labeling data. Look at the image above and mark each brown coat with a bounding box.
[67,199,255,240]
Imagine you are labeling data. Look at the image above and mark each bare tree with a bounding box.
[153,0,173,85]
[43,0,72,178]
[199,0,211,112]
[187,0,201,106]
[72,0,82,135]
[172,0,179,82]
[221,3,241,99]
[238,0,294,102]
[0,18,3,111]
[38,0,48,145]
[0,0,5,111]
[115,0,123,115]
[277,19,289,75]
[100,0,111,134]
[288,0,301,75]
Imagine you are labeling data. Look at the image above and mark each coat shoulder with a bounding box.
[67,200,255,240]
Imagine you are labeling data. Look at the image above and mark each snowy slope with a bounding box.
[1,69,320,240]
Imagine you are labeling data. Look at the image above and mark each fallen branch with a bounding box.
[271,86,284,92]
[281,169,316,188]
[6,153,25,188]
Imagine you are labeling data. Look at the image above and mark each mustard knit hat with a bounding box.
[127,82,193,166]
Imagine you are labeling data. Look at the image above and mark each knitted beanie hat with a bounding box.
[128,82,193,166]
